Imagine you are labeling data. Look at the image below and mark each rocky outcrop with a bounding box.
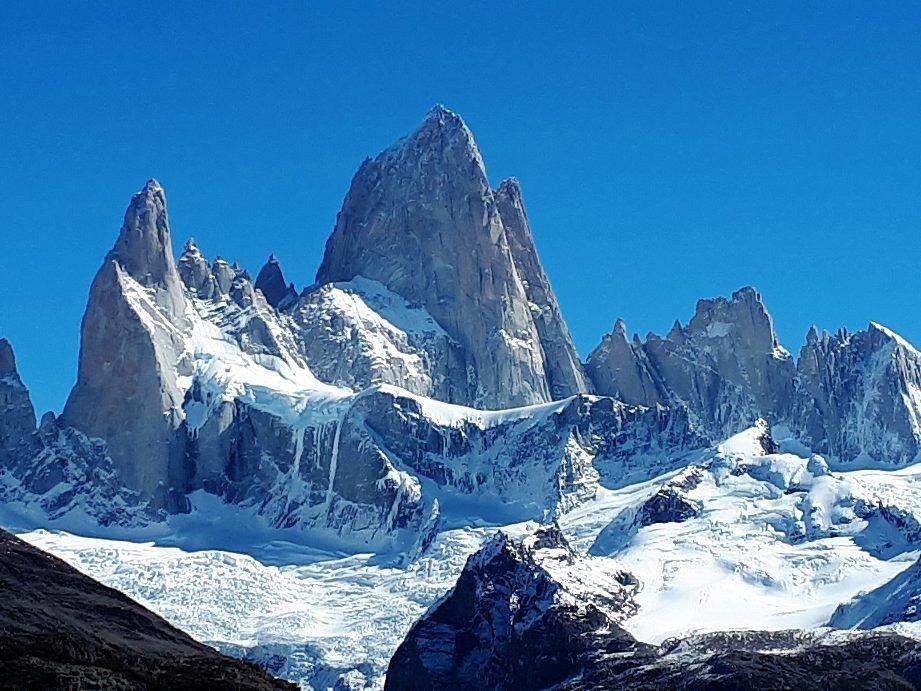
[62,180,189,508]
[567,630,921,691]
[0,339,39,470]
[387,527,921,691]
[385,526,643,690]
[0,527,294,689]
[587,287,796,439]
[793,322,921,467]
[255,254,297,309]
[316,105,586,409]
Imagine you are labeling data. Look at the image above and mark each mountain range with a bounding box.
[2,106,920,689]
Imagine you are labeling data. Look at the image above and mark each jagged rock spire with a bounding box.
[315,106,587,408]
[0,338,39,469]
[0,338,17,376]
[110,180,171,279]
[494,177,590,398]
[63,181,188,503]
[255,254,296,309]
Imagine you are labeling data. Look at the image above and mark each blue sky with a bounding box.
[2,2,920,415]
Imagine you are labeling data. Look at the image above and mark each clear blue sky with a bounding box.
[2,2,920,415]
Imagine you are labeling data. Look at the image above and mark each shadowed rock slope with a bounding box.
[386,527,921,691]
[0,528,294,690]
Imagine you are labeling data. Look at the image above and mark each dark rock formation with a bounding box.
[385,526,643,691]
[568,629,921,691]
[255,254,297,309]
[635,484,702,526]
[0,527,293,689]
[387,528,921,691]
[316,105,587,408]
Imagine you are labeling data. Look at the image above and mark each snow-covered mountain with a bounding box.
[2,105,921,688]
[587,288,921,468]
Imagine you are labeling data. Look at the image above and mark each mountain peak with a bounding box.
[731,285,762,304]
[0,338,16,376]
[109,179,180,294]
[255,254,293,308]
[385,105,484,174]
[423,103,464,127]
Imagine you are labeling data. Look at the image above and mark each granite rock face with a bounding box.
[586,287,795,440]
[494,178,590,399]
[62,180,189,507]
[793,322,921,467]
[316,105,587,409]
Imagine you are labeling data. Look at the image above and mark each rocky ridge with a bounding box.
[2,105,920,557]
[587,288,921,467]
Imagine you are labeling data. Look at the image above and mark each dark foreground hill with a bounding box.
[0,528,294,690]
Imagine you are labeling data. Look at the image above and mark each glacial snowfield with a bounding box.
[17,426,921,690]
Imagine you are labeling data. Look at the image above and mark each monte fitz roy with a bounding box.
[2,106,921,689]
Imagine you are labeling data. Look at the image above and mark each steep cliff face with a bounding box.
[62,180,189,507]
[0,338,39,469]
[587,287,795,439]
[793,322,921,466]
[494,178,590,399]
[316,106,586,409]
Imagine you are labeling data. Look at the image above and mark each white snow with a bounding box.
[18,427,921,688]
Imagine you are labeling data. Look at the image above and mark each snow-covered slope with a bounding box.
[18,423,921,688]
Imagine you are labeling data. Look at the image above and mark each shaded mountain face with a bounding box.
[385,526,644,691]
[386,527,921,691]
[316,105,588,409]
[0,527,293,689]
